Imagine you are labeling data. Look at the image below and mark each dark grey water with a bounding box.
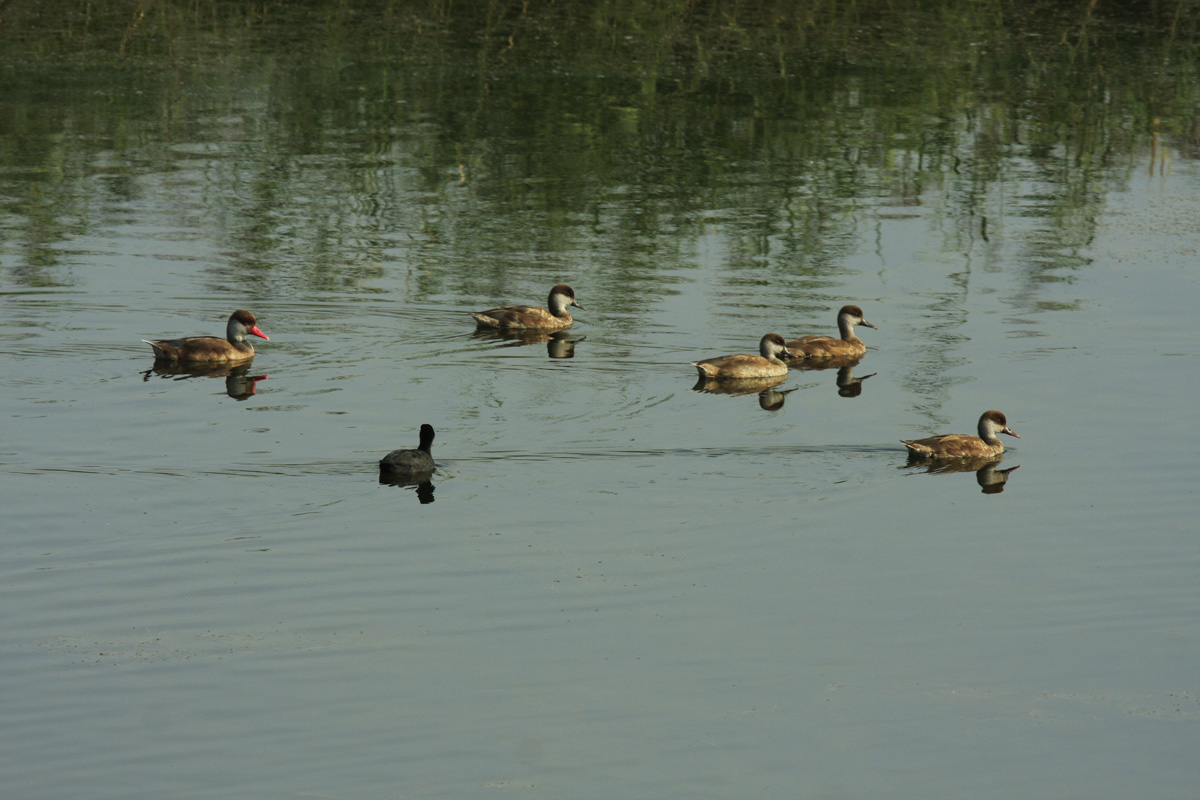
[3,4,1199,798]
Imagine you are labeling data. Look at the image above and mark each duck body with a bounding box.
[901,410,1019,459]
[379,424,436,476]
[693,333,795,379]
[471,284,584,331]
[144,310,268,364]
[786,304,876,360]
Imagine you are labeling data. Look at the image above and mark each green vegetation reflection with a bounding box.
[1,0,1196,291]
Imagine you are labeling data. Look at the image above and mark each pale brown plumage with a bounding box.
[471,284,584,331]
[901,410,1020,459]
[143,310,269,364]
[786,304,876,360]
[692,333,796,379]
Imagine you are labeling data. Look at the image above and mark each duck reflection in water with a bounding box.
[905,455,1021,494]
[790,356,876,398]
[141,363,268,401]
[692,374,798,411]
[379,424,437,503]
[472,328,586,359]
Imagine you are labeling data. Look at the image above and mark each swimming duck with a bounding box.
[143,310,268,364]
[692,333,796,379]
[901,410,1020,459]
[379,424,436,477]
[471,284,585,331]
[786,305,876,360]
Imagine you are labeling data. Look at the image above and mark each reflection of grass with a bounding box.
[39,628,354,668]
[1035,300,1083,312]
[1,0,1196,292]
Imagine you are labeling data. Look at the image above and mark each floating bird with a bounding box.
[143,310,268,364]
[692,333,796,379]
[471,284,585,331]
[379,424,436,478]
[901,410,1020,459]
[786,304,876,360]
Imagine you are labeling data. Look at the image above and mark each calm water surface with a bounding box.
[2,4,1199,798]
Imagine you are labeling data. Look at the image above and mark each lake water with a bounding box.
[2,3,1199,798]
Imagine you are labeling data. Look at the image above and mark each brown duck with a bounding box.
[901,410,1020,459]
[471,284,585,331]
[786,304,876,360]
[693,333,796,379]
[143,310,269,364]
